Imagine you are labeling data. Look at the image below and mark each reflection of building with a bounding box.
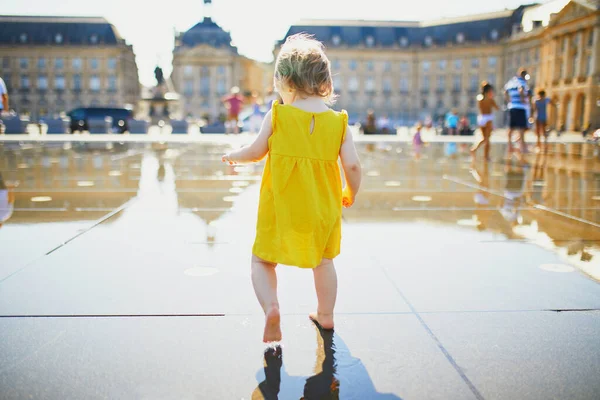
[0,142,140,223]
[170,1,269,119]
[0,16,140,119]
[280,0,599,128]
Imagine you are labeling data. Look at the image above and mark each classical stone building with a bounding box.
[0,16,140,120]
[281,0,599,129]
[171,14,269,119]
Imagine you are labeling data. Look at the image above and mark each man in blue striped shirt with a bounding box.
[504,68,532,154]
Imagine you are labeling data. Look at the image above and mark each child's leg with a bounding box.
[535,121,542,149]
[310,258,337,330]
[251,254,282,342]
[484,127,492,161]
[471,127,485,154]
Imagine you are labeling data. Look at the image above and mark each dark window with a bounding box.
[73,74,82,90]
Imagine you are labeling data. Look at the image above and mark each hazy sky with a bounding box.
[1,0,532,86]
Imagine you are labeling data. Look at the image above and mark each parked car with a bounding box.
[67,107,133,133]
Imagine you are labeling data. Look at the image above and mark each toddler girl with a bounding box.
[471,82,499,160]
[222,34,362,342]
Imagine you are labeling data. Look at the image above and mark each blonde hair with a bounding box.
[274,33,335,104]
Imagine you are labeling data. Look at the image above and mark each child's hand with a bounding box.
[342,187,355,208]
[221,153,235,165]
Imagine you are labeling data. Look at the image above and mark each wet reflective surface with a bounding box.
[1,138,600,399]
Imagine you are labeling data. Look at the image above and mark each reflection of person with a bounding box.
[252,323,401,399]
[221,33,362,342]
[222,87,244,134]
[471,82,499,161]
[500,160,527,226]
[471,161,490,231]
[0,76,8,114]
[504,68,532,154]
[0,173,16,228]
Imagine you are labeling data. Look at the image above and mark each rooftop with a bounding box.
[0,15,124,46]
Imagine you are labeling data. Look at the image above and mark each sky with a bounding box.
[1,0,532,86]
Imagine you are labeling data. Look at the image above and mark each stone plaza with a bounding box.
[0,132,599,399]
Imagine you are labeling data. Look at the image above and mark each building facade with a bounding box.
[0,16,140,120]
[171,16,268,119]
[281,0,599,129]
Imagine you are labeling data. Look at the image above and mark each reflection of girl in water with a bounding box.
[0,173,16,228]
[471,161,491,231]
[252,322,400,399]
[500,160,527,226]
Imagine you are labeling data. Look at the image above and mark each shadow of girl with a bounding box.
[252,322,402,399]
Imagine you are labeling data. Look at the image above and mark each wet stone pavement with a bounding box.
[0,139,599,400]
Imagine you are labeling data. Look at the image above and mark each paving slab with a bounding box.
[422,311,600,400]
[0,314,476,400]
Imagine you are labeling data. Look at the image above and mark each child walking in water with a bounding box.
[222,34,362,342]
[533,89,553,151]
[471,82,499,161]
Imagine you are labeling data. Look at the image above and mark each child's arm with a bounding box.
[340,125,362,208]
[222,110,272,164]
[492,99,500,111]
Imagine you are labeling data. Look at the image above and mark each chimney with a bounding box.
[203,0,213,22]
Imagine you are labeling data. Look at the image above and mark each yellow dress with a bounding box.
[252,101,348,268]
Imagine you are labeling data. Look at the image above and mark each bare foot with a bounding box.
[309,312,334,330]
[263,307,282,343]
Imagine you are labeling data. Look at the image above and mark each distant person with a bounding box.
[378,114,391,134]
[504,68,532,155]
[445,109,459,135]
[412,122,426,160]
[459,114,472,136]
[249,92,264,134]
[0,75,8,115]
[471,82,499,161]
[533,89,553,151]
[222,86,244,134]
[264,89,278,109]
[362,109,377,134]
[221,33,362,342]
